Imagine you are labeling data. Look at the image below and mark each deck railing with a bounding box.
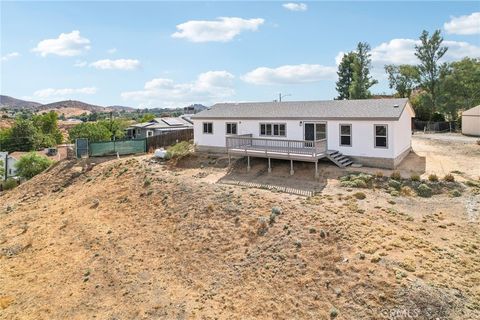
[226,134,327,157]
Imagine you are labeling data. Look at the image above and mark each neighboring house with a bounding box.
[191,98,415,171]
[125,116,193,139]
[462,105,480,137]
[184,104,208,115]
[0,152,18,179]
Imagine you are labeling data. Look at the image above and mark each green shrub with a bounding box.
[466,180,480,188]
[450,190,461,197]
[341,179,367,188]
[15,152,54,179]
[165,141,192,160]
[2,178,17,190]
[388,179,402,191]
[443,173,455,182]
[428,174,438,182]
[390,171,401,180]
[417,183,433,198]
[410,174,420,181]
[390,190,399,197]
[353,192,366,200]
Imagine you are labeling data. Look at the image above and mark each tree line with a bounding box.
[335,30,480,122]
[0,111,129,152]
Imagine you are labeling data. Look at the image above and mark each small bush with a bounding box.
[400,186,414,196]
[410,174,420,181]
[443,173,455,182]
[353,192,366,200]
[2,178,17,190]
[165,141,192,160]
[417,183,433,198]
[15,152,54,179]
[390,171,401,180]
[375,171,384,178]
[450,190,461,197]
[428,174,438,182]
[388,179,402,191]
[465,180,480,188]
[390,190,399,197]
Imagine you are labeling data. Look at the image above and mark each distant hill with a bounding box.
[0,95,42,109]
[106,105,136,112]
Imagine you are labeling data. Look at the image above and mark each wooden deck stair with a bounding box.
[326,150,353,168]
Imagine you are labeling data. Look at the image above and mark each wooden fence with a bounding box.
[146,129,194,151]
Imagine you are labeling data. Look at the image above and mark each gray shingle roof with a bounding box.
[192,98,410,120]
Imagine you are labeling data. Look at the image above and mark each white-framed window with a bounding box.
[260,123,286,137]
[374,124,388,148]
[226,122,237,135]
[203,122,213,134]
[146,130,154,138]
[339,124,352,147]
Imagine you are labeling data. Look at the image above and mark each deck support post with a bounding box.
[268,158,272,173]
[290,159,294,175]
[247,156,251,172]
[315,160,319,178]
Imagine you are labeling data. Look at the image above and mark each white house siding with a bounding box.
[194,118,407,161]
[462,115,480,136]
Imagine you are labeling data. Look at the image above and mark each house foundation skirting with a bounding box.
[195,145,227,153]
[348,147,411,169]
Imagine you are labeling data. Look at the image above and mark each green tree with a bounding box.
[0,158,4,178]
[98,119,128,140]
[32,111,63,146]
[68,122,112,142]
[15,152,53,179]
[414,30,448,117]
[384,64,420,98]
[139,113,156,123]
[335,52,358,100]
[8,119,42,152]
[349,42,378,99]
[437,58,480,120]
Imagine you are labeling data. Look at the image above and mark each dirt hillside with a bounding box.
[0,153,479,319]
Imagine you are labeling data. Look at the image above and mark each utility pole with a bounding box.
[278,93,291,102]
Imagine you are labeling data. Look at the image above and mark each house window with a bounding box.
[260,123,286,137]
[226,122,237,135]
[147,131,154,137]
[203,122,213,134]
[374,124,388,148]
[340,124,352,146]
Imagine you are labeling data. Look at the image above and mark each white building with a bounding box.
[0,152,19,180]
[191,98,415,170]
[462,105,480,137]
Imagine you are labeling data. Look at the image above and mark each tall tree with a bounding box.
[414,30,448,117]
[384,64,420,98]
[349,42,378,99]
[335,52,357,100]
[437,57,480,120]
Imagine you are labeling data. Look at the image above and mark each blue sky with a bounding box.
[1,1,479,108]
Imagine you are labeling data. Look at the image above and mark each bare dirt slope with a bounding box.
[1,147,479,319]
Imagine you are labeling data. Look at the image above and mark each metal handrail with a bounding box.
[226,135,327,157]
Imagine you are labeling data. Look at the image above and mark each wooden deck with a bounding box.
[226,134,327,162]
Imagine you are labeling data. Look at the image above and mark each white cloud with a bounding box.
[90,59,141,70]
[32,30,91,57]
[282,3,307,12]
[107,48,117,54]
[33,87,97,99]
[444,12,480,35]
[369,38,480,67]
[1,52,20,62]
[172,17,264,43]
[74,60,87,67]
[121,71,235,107]
[335,51,345,65]
[242,64,336,85]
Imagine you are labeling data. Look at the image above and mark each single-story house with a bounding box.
[462,105,480,137]
[125,116,193,139]
[191,98,415,171]
[0,152,18,180]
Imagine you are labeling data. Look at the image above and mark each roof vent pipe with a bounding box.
[393,104,399,108]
